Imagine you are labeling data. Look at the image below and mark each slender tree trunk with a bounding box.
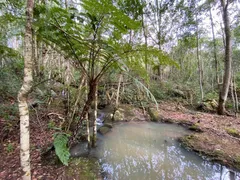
[32,33,38,79]
[115,74,122,107]
[17,0,34,179]
[141,6,148,72]
[209,5,219,85]
[129,30,132,44]
[218,0,232,115]
[231,71,238,116]
[85,78,91,149]
[65,0,68,9]
[196,14,204,101]
[156,0,163,81]
[233,74,238,114]
[92,84,98,148]
[230,78,236,114]
[67,75,85,131]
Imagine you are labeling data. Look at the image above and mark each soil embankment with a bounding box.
[155,101,240,170]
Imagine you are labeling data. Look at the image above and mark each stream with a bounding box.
[94,122,240,180]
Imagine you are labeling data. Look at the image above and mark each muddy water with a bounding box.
[96,122,239,180]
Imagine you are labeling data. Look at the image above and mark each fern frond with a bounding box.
[53,133,70,166]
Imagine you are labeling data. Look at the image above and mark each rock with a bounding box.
[103,123,113,128]
[103,113,113,123]
[113,110,124,121]
[197,99,218,112]
[98,126,111,135]
[188,123,203,132]
[148,107,160,122]
[70,142,89,157]
[169,89,186,98]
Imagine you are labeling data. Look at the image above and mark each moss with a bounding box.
[189,123,202,132]
[225,128,240,138]
[211,149,224,158]
[65,157,100,179]
[148,108,160,122]
[179,135,195,148]
[235,156,240,169]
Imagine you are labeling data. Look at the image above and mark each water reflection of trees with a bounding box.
[97,123,239,180]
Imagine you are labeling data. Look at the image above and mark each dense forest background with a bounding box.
[0,0,240,179]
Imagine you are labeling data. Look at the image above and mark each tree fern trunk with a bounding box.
[17,0,34,179]
[70,79,98,146]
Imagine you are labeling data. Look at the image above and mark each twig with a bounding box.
[30,105,44,132]
[47,112,65,121]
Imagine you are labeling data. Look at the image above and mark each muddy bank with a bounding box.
[151,101,240,171]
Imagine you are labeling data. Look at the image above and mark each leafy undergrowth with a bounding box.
[0,101,101,180]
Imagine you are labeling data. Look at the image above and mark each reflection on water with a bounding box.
[96,122,239,180]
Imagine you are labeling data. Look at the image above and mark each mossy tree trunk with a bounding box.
[17,0,34,179]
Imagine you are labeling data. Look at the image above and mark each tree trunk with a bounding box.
[156,0,163,81]
[209,5,219,86]
[115,74,122,107]
[85,78,91,149]
[141,5,148,72]
[233,74,238,113]
[17,0,34,179]
[66,75,85,131]
[92,84,98,148]
[231,72,238,116]
[218,0,232,115]
[70,79,98,146]
[230,78,236,114]
[196,14,204,101]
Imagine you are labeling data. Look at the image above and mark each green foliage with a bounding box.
[204,91,218,100]
[6,143,14,153]
[128,74,158,109]
[48,120,56,129]
[117,0,144,20]
[0,103,18,120]
[234,25,240,43]
[150,82,172,101]
[53,133,70,166]
[0,59,24,100]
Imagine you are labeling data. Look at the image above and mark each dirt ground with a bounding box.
[0,108,65,180]
[1,101,240,179]
[0,102,103,180]
[157,101,240,171]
